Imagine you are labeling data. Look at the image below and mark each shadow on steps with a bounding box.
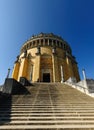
[0,78,31,126]
[0,93,12,125]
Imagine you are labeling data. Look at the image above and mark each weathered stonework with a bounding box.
[12,33,80,82]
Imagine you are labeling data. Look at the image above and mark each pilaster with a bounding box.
[33,54,41,82]
[33,46,41,82]
[73,62,80,81]
[12,62,20,80]
[21,57,29,78]
[52,54,59,82]
[66,56,74,78]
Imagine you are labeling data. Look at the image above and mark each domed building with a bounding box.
[12,33,80,82]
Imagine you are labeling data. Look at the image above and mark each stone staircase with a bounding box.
[0,83,94,129]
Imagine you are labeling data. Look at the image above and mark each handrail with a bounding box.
[65,81,94,96]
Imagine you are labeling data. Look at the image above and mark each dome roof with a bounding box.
[29,32,63,41]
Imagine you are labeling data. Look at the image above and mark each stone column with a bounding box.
[48,39,50,45]
[82,69,86,80]
[6,68,11,78]
[61,65,64,83]
[82,69,88,93]
[39,39,41,46]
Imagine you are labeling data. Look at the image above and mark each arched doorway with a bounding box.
[43,73,50,82]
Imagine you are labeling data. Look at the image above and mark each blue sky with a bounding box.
[0,0,94,84]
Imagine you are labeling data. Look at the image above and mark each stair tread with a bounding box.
[1,124,94,129]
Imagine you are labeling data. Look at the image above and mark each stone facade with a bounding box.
[12,33,80,82]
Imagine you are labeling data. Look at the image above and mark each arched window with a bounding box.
[30,42,32,47]
[33,41,35,46]
[28,44,30,48]
[45,39,48,46]
[49,39,52,46]
[61,43,63,49]
[57,41,59,47]
[24,45,26,50]
[26,44,28,49]
[59,42,62,47]
[41,39,43,46]
[64,44,66,50]
[37,40,39,43]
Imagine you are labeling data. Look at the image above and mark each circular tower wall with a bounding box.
[12,33,80,82]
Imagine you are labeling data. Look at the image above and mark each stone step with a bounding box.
[1,104,93,107]
[2,105,94,108]
[1,103,94,105]
[1,111,94,114]
[1,116,94,119]
[1,124,94,129]
[1,107,94,110]
[1,120,94,124]
[1,109,94,112]
[1,114,94,117]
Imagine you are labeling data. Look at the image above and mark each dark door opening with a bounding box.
[43,73,50,82]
